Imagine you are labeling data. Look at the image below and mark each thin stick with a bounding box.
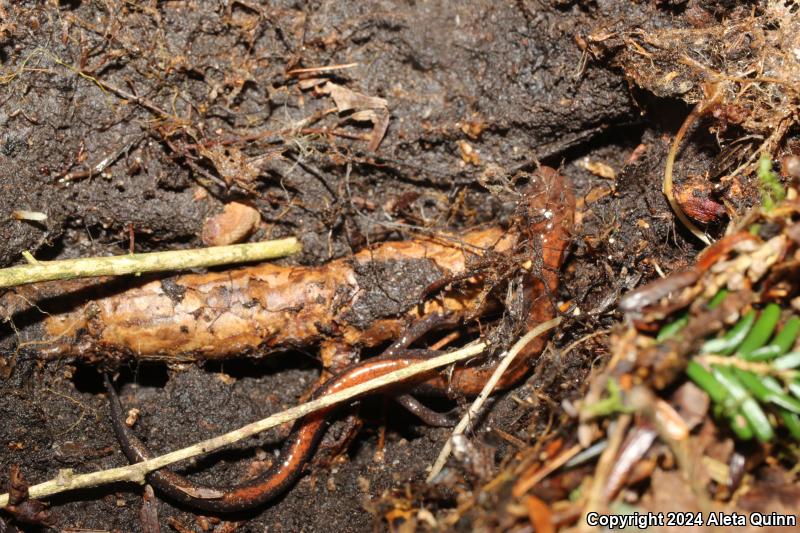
[697,354,797,381]
[663,101,711,245]
[287,63,359,76]
[0,341,487,508]
[511,443,584,498]
[578,414,632,532]
[426,317,562,482]
[0,238,301,289]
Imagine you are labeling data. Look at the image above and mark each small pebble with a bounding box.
[202,201,261,246]
[782,154,800,182]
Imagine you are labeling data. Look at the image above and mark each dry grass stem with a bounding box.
[0,238,301,288]
[426,317,562,482]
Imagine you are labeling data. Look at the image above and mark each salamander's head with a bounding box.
[523,166,575,274]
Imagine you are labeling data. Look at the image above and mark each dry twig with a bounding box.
[0,238,300,289]
[426,317,562,482]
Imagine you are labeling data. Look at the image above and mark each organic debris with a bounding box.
[316,81,390,151]
[581,0,800,246]
[568,190,800,528]
[4,0,800,530]
[8,166,571,367]
[582,1,800,153]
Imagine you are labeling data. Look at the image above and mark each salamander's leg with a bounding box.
[320,341,360,376]
[315,411,364,462]
[319,324,460,453]
[394,394,459,427]
[298,341,361,405]
[313,341,362,457]
[384,312,458,356]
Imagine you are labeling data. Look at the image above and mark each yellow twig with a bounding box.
[662,85,724,245]
[426,317,562,482]
[0,238,301,288]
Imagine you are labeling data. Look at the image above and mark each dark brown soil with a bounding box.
[0,0,753,531]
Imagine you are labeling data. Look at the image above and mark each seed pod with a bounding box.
[673,178,726,224]
[782,155,800,183]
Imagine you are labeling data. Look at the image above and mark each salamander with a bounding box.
[105,166,575,512]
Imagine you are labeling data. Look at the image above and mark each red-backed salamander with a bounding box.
[106,166,575,513]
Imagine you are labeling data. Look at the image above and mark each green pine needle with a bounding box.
[758,154,786,212]
[663,296,800,443]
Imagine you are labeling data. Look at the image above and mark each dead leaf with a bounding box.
[674,176,726,224]
[737,467,800,533]
[318,81,390,151]
[320,81,387,111]
[670,381,709,431]
[197,145,260,188]
[579,157,617,179]
[525,495,555,533]
[640,469,708,533]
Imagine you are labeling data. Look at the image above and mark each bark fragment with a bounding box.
[33,227,512,363]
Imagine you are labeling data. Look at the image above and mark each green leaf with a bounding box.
[737,304,781,357]
[657,313,689,342]
[702,311,756,354]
